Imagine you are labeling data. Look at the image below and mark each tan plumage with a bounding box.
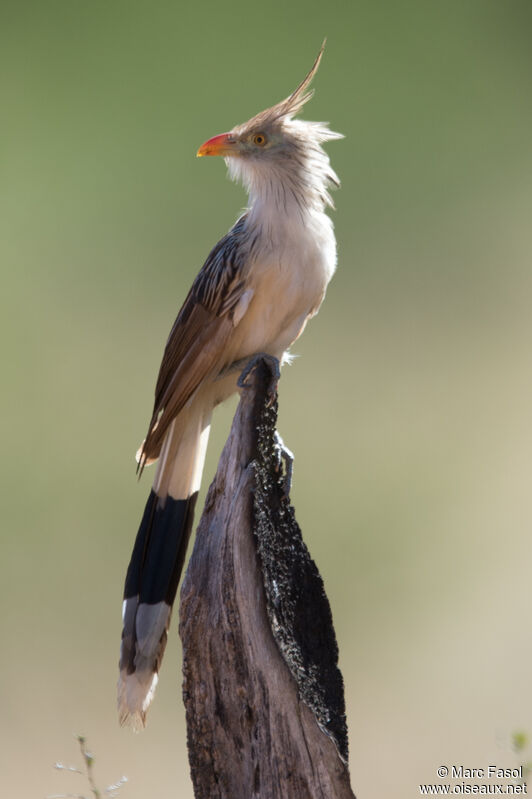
[138,217,250,470]
[118,41,342,729]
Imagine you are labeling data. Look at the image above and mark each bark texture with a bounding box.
[179,359,355,799]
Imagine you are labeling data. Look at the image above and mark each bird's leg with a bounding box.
[274,430,294,497]
[236,353,281,401]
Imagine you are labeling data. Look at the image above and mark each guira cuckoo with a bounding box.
[118,43,342,729]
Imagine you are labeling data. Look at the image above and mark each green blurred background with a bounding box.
[2,0,532,796]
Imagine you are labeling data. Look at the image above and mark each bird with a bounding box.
[118,42,342,730]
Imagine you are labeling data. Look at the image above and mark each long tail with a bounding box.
[118,405,211,729]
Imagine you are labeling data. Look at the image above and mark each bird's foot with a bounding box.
[237,353,280,403]
[274,431,294,498]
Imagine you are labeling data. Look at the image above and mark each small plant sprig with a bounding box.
[47,735,127,799]
[512,730,532,786]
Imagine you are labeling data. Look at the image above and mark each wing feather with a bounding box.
[138,215,251,470]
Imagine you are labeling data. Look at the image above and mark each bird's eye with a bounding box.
[253,133,267,146]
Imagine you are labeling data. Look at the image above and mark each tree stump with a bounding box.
[179,358,355,799]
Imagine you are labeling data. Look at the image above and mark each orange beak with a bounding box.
[196,133,238,157]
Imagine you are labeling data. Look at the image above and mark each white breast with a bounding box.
[232,209,337,360]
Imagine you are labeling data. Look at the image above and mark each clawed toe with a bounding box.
[237,353,281,399]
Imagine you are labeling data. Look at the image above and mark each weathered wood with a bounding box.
[179,359,355,799]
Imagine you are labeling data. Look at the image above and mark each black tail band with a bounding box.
[123,490,198,606]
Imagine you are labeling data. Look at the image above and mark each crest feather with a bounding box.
[274,39,326,120]
[235,41,327,133]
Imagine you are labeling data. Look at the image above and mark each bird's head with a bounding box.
[197,42,343,212]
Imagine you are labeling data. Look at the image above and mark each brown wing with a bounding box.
[138,216,250,470]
